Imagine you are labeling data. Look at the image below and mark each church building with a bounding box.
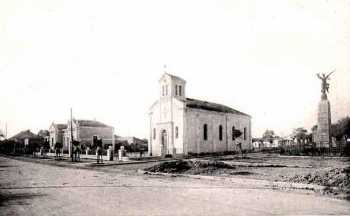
[149,73,252,157]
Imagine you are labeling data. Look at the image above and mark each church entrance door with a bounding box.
[161,130,168,156]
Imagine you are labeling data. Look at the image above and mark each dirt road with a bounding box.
[0,156,349,216]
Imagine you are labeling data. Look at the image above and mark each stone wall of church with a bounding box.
[185,109,251,154]
[149,101,162,156]
[149,98,185,156]
[172,99,185,154]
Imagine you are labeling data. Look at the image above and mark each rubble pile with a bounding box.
[145,160,192,173]
[145,159,235,174]
[288,167,350,190]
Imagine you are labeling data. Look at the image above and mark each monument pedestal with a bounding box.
[317,98,331,148]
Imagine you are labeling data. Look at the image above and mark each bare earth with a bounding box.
[0,156,350,216]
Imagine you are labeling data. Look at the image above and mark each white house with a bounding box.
[149,73,252,157]
[49,123,67,151]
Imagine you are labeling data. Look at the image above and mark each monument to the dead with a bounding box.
[316,71,334,148]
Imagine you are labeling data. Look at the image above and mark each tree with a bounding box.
[262,129,275,139]
[262,129,275,144]
[331,116,350,140]
[292,127,308,142]
[42,140,50,151]
[0,129,5,141]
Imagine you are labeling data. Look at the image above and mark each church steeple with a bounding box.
[159,71,186,100]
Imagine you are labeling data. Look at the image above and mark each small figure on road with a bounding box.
[96,139,103,164]
[237,142,243,158]
[54,142,63,160]
[72,140,81,162]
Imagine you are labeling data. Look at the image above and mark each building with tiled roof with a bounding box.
[63,119,114,154]
[149,73,252,157]
[9,129,45,153]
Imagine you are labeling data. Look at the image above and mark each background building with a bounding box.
[63,119,114,154]
[49,123,67,151]
[9,129,45,153]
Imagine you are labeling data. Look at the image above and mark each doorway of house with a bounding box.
[161,129,168,156]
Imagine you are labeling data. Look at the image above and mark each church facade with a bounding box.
[149,73,252,157]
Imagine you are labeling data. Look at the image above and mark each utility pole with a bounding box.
[70,108,74,161]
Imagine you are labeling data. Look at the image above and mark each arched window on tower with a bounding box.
[203,124,208,140]
[175,85,178,96]
[219,125,223,141]
[179,85,182,96]
[153,128,156,140]
[175,126,179,139]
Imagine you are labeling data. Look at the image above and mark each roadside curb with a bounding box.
[139,170,328,192]
[278,155,349,160]
[0,154,176,170]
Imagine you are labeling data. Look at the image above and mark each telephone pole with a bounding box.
[70,108,74,161]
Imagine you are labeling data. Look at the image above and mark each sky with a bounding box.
[0,0,349,139]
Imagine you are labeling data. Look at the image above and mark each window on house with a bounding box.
[203,124,208,140]
[232,126,235,140]
[153,128,156,140]
[244,127,247,140]
[175,126,179,138]
[175,85,178,96]
[179,85,182,96]
[219,125,223,141]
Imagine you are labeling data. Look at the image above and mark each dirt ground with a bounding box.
[145,153,350,200]
[1,155,350,215]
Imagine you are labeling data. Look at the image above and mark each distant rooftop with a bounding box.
[74,119,111,128]
[10,130,41,140]
[55,124,67,130]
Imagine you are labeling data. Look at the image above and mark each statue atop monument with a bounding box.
[317,70,334,99]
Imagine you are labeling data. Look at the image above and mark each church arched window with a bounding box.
[219,125,223,141]
[175,126,179,139]
[203,124,208,140]
[153,128,156,140]
[179,85,182,96]
[232,126,235,140]
[244,127,247,140]
[175,85,178,96]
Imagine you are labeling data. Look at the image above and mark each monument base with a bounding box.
[316,98,331,148]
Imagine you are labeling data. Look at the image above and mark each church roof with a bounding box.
[186,98,250,117]
[159,73,186,82]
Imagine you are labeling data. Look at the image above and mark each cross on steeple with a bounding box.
[163,64,167,73]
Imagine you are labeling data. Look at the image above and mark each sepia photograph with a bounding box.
[0,0,350,215]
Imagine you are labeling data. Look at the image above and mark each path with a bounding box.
[0,156,349,215]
